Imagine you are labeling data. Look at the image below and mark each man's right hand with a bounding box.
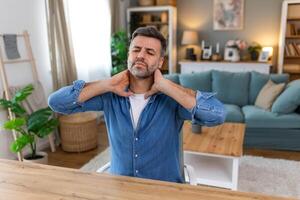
[78,70,133,103]
[109,70,133,97]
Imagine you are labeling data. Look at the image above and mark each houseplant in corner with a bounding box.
[111,30,129,76]
[0,84,58,164]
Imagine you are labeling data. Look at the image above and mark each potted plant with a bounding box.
[248,42,262,61]
[0,84,58,164]
[111,30,129,76]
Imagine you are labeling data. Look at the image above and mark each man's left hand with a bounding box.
[144,69,166,99]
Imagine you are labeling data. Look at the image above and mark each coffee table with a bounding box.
[183,122,246,190]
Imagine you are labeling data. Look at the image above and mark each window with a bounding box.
[66,0,111,81]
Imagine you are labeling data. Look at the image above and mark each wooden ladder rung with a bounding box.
[3,59,32,64]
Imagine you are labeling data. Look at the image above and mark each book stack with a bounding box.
[286,23,298,36]
[285,42,300,57]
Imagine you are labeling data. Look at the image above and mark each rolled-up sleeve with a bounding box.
[190,91,226,126]
[48,80,105,114]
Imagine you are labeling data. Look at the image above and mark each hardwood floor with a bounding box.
[46,122,109,169]
[46,122,300,169]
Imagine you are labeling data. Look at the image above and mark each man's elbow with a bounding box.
[48,92,64,114]
[205,109,226,127]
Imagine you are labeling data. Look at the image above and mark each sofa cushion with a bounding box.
[179,71,211,92]
[249,71,289,105]
[242,105,300,128]
[212,70,250,106]
[224,104,244,122]
[254,80,285,110]
[272,79,300,114]
[164,74,180,84]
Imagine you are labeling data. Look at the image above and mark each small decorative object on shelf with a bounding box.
[191,122,202,134]
[247,42,262,61]
[201,40,212,60]
[258,47,273,62]
[224,39,247,62]
[211,42,222,61]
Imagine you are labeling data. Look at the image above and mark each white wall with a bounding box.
[0,0,53,159]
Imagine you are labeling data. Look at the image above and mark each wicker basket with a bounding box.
[138,0,155,6]
[59,112,98,152]
[156,0,176,6]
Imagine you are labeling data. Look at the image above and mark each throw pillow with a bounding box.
[255,80,285,110]
[272,80,300,114]
[249,71,289,105]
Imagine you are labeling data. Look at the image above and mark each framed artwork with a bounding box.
[258,51,270,62]
[213,0,244,30]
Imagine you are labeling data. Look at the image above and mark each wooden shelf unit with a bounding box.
[278,0,300,79]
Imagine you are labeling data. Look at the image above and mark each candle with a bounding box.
[201,40,205,49]
[216,43,220,54]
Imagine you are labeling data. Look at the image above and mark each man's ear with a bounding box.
[158,57,164,69]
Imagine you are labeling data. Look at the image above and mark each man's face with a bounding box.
[127,36,164,79]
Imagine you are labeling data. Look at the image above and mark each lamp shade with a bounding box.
[181,31,199,45]
[262,47,273,56]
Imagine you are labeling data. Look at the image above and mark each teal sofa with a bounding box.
[165,70,300,151]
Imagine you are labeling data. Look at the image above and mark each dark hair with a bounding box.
[131,26,167,57]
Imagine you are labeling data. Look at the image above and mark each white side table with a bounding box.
[183,122,246,190]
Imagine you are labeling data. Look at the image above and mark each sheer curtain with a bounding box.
[66,0,112,81]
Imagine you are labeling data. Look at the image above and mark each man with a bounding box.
[48,26,225,183]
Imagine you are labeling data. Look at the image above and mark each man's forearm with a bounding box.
[78,79,111,103]
[158,79,196,109]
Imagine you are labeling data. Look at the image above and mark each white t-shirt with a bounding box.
[129,93,150,130]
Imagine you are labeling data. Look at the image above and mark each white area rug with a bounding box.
[80,148,300,199]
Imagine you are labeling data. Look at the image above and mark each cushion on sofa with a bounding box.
[212,70,250,106]
[254,80,285,110]
[224,104,244,122]
[242,105,300,128]
[179,71,211,92]
[272,79,300,114]
[249,71,289,105]
[164,74,180,84]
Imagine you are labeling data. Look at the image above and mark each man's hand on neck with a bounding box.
[144,69,166,99]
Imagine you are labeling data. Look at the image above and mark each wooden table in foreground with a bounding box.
[0,159,294,200]
[183,122,246,190]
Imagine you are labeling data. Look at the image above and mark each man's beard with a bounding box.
[128,59,156,79]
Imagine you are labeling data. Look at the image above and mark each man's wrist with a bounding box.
[101,79,114,93]
[156,78,170,93]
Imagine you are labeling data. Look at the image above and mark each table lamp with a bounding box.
[181,30,199,60]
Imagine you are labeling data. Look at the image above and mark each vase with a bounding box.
[250,51,259,61]
[191,123,202,134]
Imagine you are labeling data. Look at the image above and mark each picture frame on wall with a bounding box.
[213,0,244,30]
[258,51,270,62]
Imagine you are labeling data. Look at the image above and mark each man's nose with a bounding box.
[137,49,146,58]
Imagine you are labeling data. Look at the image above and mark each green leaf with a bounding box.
[12,84,34,103]
[0,99,27,116]
[3,118,26,130]
[10,104,27,116]
[0,99,13,109]
[36,119,59,138]
[10,134,34,153]
[27,107,53,132]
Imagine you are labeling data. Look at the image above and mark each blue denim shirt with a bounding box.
[48,80,225,183]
